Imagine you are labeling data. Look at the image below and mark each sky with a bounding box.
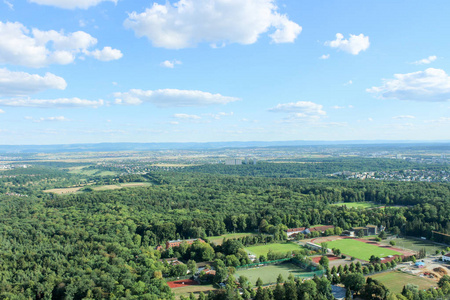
[0,0,449,145]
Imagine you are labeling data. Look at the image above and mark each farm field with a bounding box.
[67,166,118,176]
[380,237,448,254]
[44,182,152,194]
[208,233,256,245]
[245,243,301,257]
[326,239,402,261]
[235,263,305,285]
[368,271,436,293]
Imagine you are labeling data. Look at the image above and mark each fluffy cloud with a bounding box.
[206,112,234,119]
[173,113,201,119]
[32,116,69,122]
[413,55,437,65]
[0,109,4,113]
[367,68,450,102]
[269,101,326,120]
[124,0,301,49]
[0,21,121,67]
[392,115,415,119]
[114,89,240,107]
[319,54,330,60]
[325,33,370,55]
[29,0,117,9]
[0,98,104,108]
[85,47,123,61]
[160,60,182,68]
[0,68,66,96]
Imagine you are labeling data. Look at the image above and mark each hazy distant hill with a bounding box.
[0,140,448,153]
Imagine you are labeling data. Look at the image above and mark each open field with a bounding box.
[245,243,302,257]
[380,237,448,254]
[68,166,118,176]
[208,233,256,245]
[172,284,216,299]
[368,271,436,293]
[330,202,382,209]
[326,239,402,261]
[235,263,305,285]
[44,182,152,194]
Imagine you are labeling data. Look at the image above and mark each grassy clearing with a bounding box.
[208,233,255,245]
[44,182,152,194]
[330,202,382,209]
[245,243,301,257]
[326,239,402,261]
[380,237,448,254]
[235,263,306,285]
[172,284,215,299]
[368,271,436,293]
[68,167,117,176]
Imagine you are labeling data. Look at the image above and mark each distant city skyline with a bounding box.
[0,0,449,144]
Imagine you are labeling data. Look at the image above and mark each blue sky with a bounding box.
[0,0,449,144]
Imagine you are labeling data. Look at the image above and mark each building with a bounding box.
[225,159,243,165]
[331,285,348,300]
[286,225,334,238]
[286,227,307,237]
[351,225,379,236]
[442,253,450,262]
[166,238,205,249]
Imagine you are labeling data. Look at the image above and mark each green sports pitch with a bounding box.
[245,243,302,257]
[326,239,402,261]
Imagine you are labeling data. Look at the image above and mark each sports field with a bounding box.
[368,271,436,293]
[235,263,305,285]
[245,243,301,257]
[380,237,448,254]
[327,239,402,261]
[208,233,256,245]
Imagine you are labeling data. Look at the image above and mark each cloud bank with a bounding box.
[0,97,104,108]
[29,0,117,9]
[325,33,370,55]
[0,68,66,96]
[124,0,301,49]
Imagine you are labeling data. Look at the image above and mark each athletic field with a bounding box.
[208,233,256,245]
[235,263,305,285]
[327,239,402,261]
[368,271,436,293]
[245,243,301,257]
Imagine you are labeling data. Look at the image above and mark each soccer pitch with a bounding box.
[327,239,402,261]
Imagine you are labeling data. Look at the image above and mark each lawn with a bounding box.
[208,233,256,245]
[326,239,402,261]
[368,271,436,293]
[245,243,301,257]
[235,263,305,285]
[380,237,448,254]
[330,202,381,209]
[172,284,215,299]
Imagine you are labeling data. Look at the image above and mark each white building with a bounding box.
[442,253,450,262]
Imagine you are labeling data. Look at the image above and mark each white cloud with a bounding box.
[124,0,301,49]
[0,68,67,96]
[368,117,373,122]
[32,116,69,122]
[367,68,450,102]
[392,115,415,119]
[412,55,437,65]
[206,112,234,119]
[85,47,123,61]
[114,89,240,107]
[173,113,201,119]
[345,80,353,85]
[0,21,121,67]
[29,0,117,9]
[269,101,326,120]
[0,98,104,108]
[0,109,4,113]
[332,105,345,109]
[160,60,182,68]
[325,33,370,55]
[4,1,13,10]
[319,54,330,60]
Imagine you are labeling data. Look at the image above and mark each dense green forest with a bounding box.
[0,164,450,299]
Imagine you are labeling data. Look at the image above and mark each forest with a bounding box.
[0,162,449,299]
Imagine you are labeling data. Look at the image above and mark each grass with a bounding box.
[380,237,448,254]
[330,202,382,209]
[245,243,301,257]
[326,239,402,261]
[208,233,256,245]
[368,271,436,293]
[235,263,306,285]
[68,167,118,176]
[43,182,152,194]
[172,284,215,299]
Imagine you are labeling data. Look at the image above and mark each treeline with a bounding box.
[176,158,445,178]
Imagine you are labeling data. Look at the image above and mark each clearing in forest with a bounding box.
[326,239,402,261]
[368,271,436,293]
[245,243,301,257]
